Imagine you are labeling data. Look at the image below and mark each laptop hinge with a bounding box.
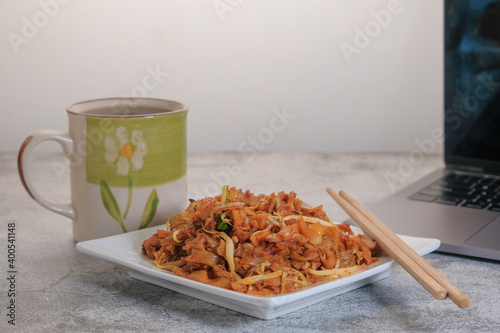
[449,165,485,173]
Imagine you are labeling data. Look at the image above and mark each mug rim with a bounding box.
[67,97,188,118]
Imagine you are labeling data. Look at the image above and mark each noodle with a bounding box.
[142,187,381,295]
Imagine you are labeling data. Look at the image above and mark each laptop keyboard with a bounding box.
[409,173,500,211]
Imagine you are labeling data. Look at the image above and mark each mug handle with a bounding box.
[18,130,76,220]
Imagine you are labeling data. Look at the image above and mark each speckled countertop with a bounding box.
[1,151,499,332]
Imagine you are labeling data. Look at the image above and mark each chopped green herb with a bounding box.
[216,221,230,230]
[214,210,232,231]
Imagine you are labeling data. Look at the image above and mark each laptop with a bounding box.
[366,0,500,261]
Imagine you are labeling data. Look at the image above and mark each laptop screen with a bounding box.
[444,0,500,172]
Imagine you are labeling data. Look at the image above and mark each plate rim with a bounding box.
[76,224,441,319]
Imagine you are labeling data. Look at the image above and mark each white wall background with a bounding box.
[0,0,443,154]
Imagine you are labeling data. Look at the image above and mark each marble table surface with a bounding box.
[1,151,499,332]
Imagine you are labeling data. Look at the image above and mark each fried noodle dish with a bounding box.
[142,186,381,296]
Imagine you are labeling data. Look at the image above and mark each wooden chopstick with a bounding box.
[326,188,471,309]
[326,188,447,301]
[338,190,470,309]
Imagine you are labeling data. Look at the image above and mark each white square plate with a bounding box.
[76,225,440,319]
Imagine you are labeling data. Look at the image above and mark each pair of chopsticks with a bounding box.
[326,188,470,309]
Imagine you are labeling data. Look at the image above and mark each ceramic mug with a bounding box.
[18,98,188,242]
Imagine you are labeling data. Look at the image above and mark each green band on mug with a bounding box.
[85,112,187,187]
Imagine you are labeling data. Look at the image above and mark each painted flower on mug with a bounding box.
[104,127,148,175]
[99,125,158,233]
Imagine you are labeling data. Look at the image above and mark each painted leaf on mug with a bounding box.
[139,188,159,230]
[100,180,127,233]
